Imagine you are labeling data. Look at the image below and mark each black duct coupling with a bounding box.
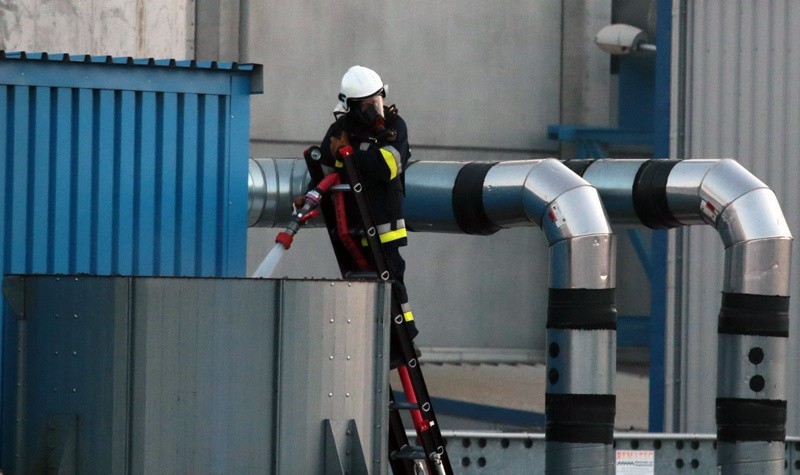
[452,162,500,235]
[716,398,787,442]
[718,292,790,337]
[545,393,615,444]
[547,288,617,330]
[561,159,596,177]
[632,159,682,229]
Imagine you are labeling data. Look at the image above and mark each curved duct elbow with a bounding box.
[665,159,792,296]
[406,160,613,241]
[574,158,792,295]
[666,159,791,242]
[482,160,612,244]
[404,159,615,289]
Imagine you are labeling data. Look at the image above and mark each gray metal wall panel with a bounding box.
[673,0,800,434]
[275,280,390,474]
[15,277,132,473]
[130,278,278,473]
[6,276,389,473]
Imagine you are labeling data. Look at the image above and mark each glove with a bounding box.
[292,196,306,209]
[330,130,350,157]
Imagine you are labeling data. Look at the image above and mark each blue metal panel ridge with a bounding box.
[0,50,259,73]
[0,51,264,94]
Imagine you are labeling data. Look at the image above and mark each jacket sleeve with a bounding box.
[353,117,409,183]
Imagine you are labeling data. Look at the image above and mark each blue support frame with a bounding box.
[546,125,653,160]
[547,0,672,433]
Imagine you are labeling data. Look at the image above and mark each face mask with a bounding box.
[349,95,384,129]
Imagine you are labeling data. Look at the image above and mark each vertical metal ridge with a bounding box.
[75,89,92,272]
[25,86,36,274]
[31,87,51,273]
[53,88,71,273]
[199,94,214,276]
[215,94,229,276]
[137,92,157,277]
[117,91,136,276]
[775,0,791,199]
[197,94,220,276]
[10,86,28,273]
[1,85,9,271]
[112,90,122,274]
[179,93,199,276]
[154,92,165,275]
[47,87,58,273]
[174,93,185,274]
[90,89,101,274]
[159,92,178,277]
[272,279,284,472]
[132,91,143,275]
[195,94,206,275]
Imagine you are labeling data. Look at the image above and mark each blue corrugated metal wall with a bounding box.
[0,52,262,467]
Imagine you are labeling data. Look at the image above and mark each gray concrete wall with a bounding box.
[0,0,194,58]
[243,1,617,159]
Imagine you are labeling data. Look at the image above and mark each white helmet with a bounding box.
[337,65,387,111]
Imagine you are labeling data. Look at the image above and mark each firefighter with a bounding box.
[314,65,418,340]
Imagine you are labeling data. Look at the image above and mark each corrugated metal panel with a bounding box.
[0,52,261,464]
[672,1,800,434]
[0,51,260,277]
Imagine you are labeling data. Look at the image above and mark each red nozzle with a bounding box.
[275,232,293,249]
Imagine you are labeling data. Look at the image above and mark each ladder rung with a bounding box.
[391,445,426,461]
[345,270,379,280]
[389,401,419,411]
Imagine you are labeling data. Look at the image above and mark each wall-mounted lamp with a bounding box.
[595,24,656,55]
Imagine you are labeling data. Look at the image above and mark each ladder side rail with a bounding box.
[340,151,453,474]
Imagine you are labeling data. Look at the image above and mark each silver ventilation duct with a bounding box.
[568,158,792,472]
[247,156,792,473]
[248,157,618,473]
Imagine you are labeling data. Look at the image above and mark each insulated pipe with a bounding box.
[248,158,316,228]
[564,158,792,474]
[248,157,618,473]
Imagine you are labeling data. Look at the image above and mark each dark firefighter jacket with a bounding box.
[316,107,410,248]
